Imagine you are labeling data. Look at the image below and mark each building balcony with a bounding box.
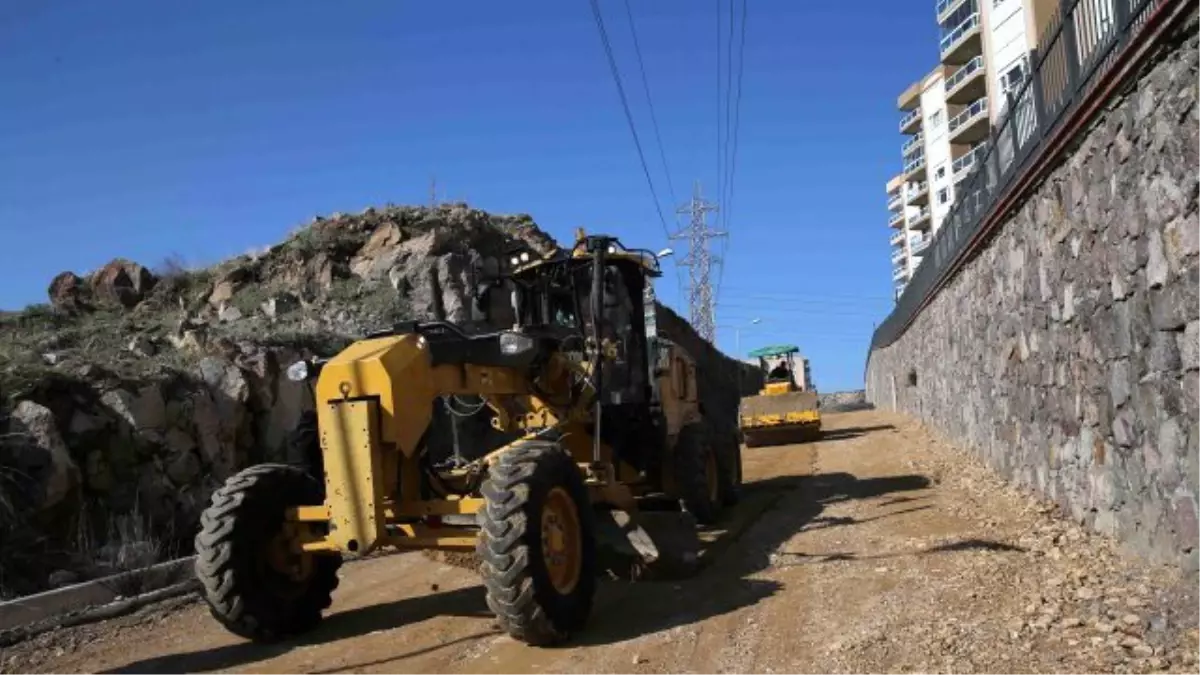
[952,143,986,182]
[891,249,907,265]
[907,181,929,206]
[940,13,982,65]
[910,237,931,254]
[900,108,922,135]
[897,80,922,111]
[889,210,905,228]
[944,55,986,104]
[909,205,932,230]
[949,97,989,144]
[887,190,903,210]
[936,0,969,24]
[890,230,906,246]
[893,265,909,281]
[902,133,924,157]
[903,155,926,181]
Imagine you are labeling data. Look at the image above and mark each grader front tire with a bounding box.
[477,441,597,646]
[194,464,341,642]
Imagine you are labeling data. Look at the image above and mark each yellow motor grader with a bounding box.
[193,231,741,646]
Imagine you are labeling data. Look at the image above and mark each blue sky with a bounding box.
[0,0,938,391]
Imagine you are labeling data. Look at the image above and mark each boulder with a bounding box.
[89,259,157,308]
[350,222,406,279]
[5,400,81,511]
[48,271,89,311]
[260,292,300,319]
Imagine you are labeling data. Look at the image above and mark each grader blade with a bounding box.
[594,508,701,581]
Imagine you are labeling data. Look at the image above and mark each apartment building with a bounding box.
[888,0,1060,299]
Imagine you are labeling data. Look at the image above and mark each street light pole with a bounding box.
[731,317,762,356]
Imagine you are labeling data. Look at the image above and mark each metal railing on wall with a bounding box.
[870,0,1170,352]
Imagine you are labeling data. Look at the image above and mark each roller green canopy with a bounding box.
[747,344,800,358]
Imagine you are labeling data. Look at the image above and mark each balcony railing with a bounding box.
[936,0,968,22]
[889,211,905,227]
[910,206,931,226]
[907,181,929,200]
[892,266,909,281]
[872,0,1167,352]
[939,13,980,57]
[887,191,903,210]
[903,155,926,177]
[952,144,986,179]
[949,97,988,135]
[899,108,922,133]
[890,230,906,246]
[892,249,907,264]
[902,133,924,156]
[910,237,930,254]
[945,56,984,95]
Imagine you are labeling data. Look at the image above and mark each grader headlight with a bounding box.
[499,331,535,355]
[285,360,311,382]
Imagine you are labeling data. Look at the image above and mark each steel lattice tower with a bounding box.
[671,181,725,342]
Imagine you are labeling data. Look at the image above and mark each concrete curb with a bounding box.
[0,556,198,644]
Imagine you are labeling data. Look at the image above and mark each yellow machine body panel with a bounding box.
[739,387,821,447]
[762,381,792,396]
[315,334,530,457]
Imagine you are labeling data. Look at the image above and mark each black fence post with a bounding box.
[1029,46,1047,132]
[1006,90,1020,164]
[1113,0,1130,33]
[1060,0,1082,89]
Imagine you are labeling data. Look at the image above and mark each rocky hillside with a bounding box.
[0,203,758,599]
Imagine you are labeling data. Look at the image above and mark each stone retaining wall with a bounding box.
[866,14,1198,570]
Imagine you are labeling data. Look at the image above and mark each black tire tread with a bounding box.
[476,441,596,646]
[675,421,721,525]
[194,463,341,642]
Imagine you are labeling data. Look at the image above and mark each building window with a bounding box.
[929,109,944,128]
[935,164,946,181]
[937,188,950,204]
[1000,60,1026,97]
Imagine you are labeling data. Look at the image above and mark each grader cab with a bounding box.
[193,231,741,646]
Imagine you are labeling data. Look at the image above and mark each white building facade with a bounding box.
[888,0,1059,300]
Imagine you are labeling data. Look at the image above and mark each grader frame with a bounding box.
[194,231,737,647]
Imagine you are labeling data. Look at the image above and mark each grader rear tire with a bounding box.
[194,464,341,642]
[675,422,722,525]
[477,441,597,646]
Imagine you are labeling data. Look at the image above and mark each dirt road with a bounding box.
[5,410,1197,674]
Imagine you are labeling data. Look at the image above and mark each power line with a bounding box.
[714,0,748,307]
[722,0,736,224]
[621,0,677,210]
[586,0,672,241]
[715,0,725,231]
[716,286,895,301]
[723,0,748,231]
